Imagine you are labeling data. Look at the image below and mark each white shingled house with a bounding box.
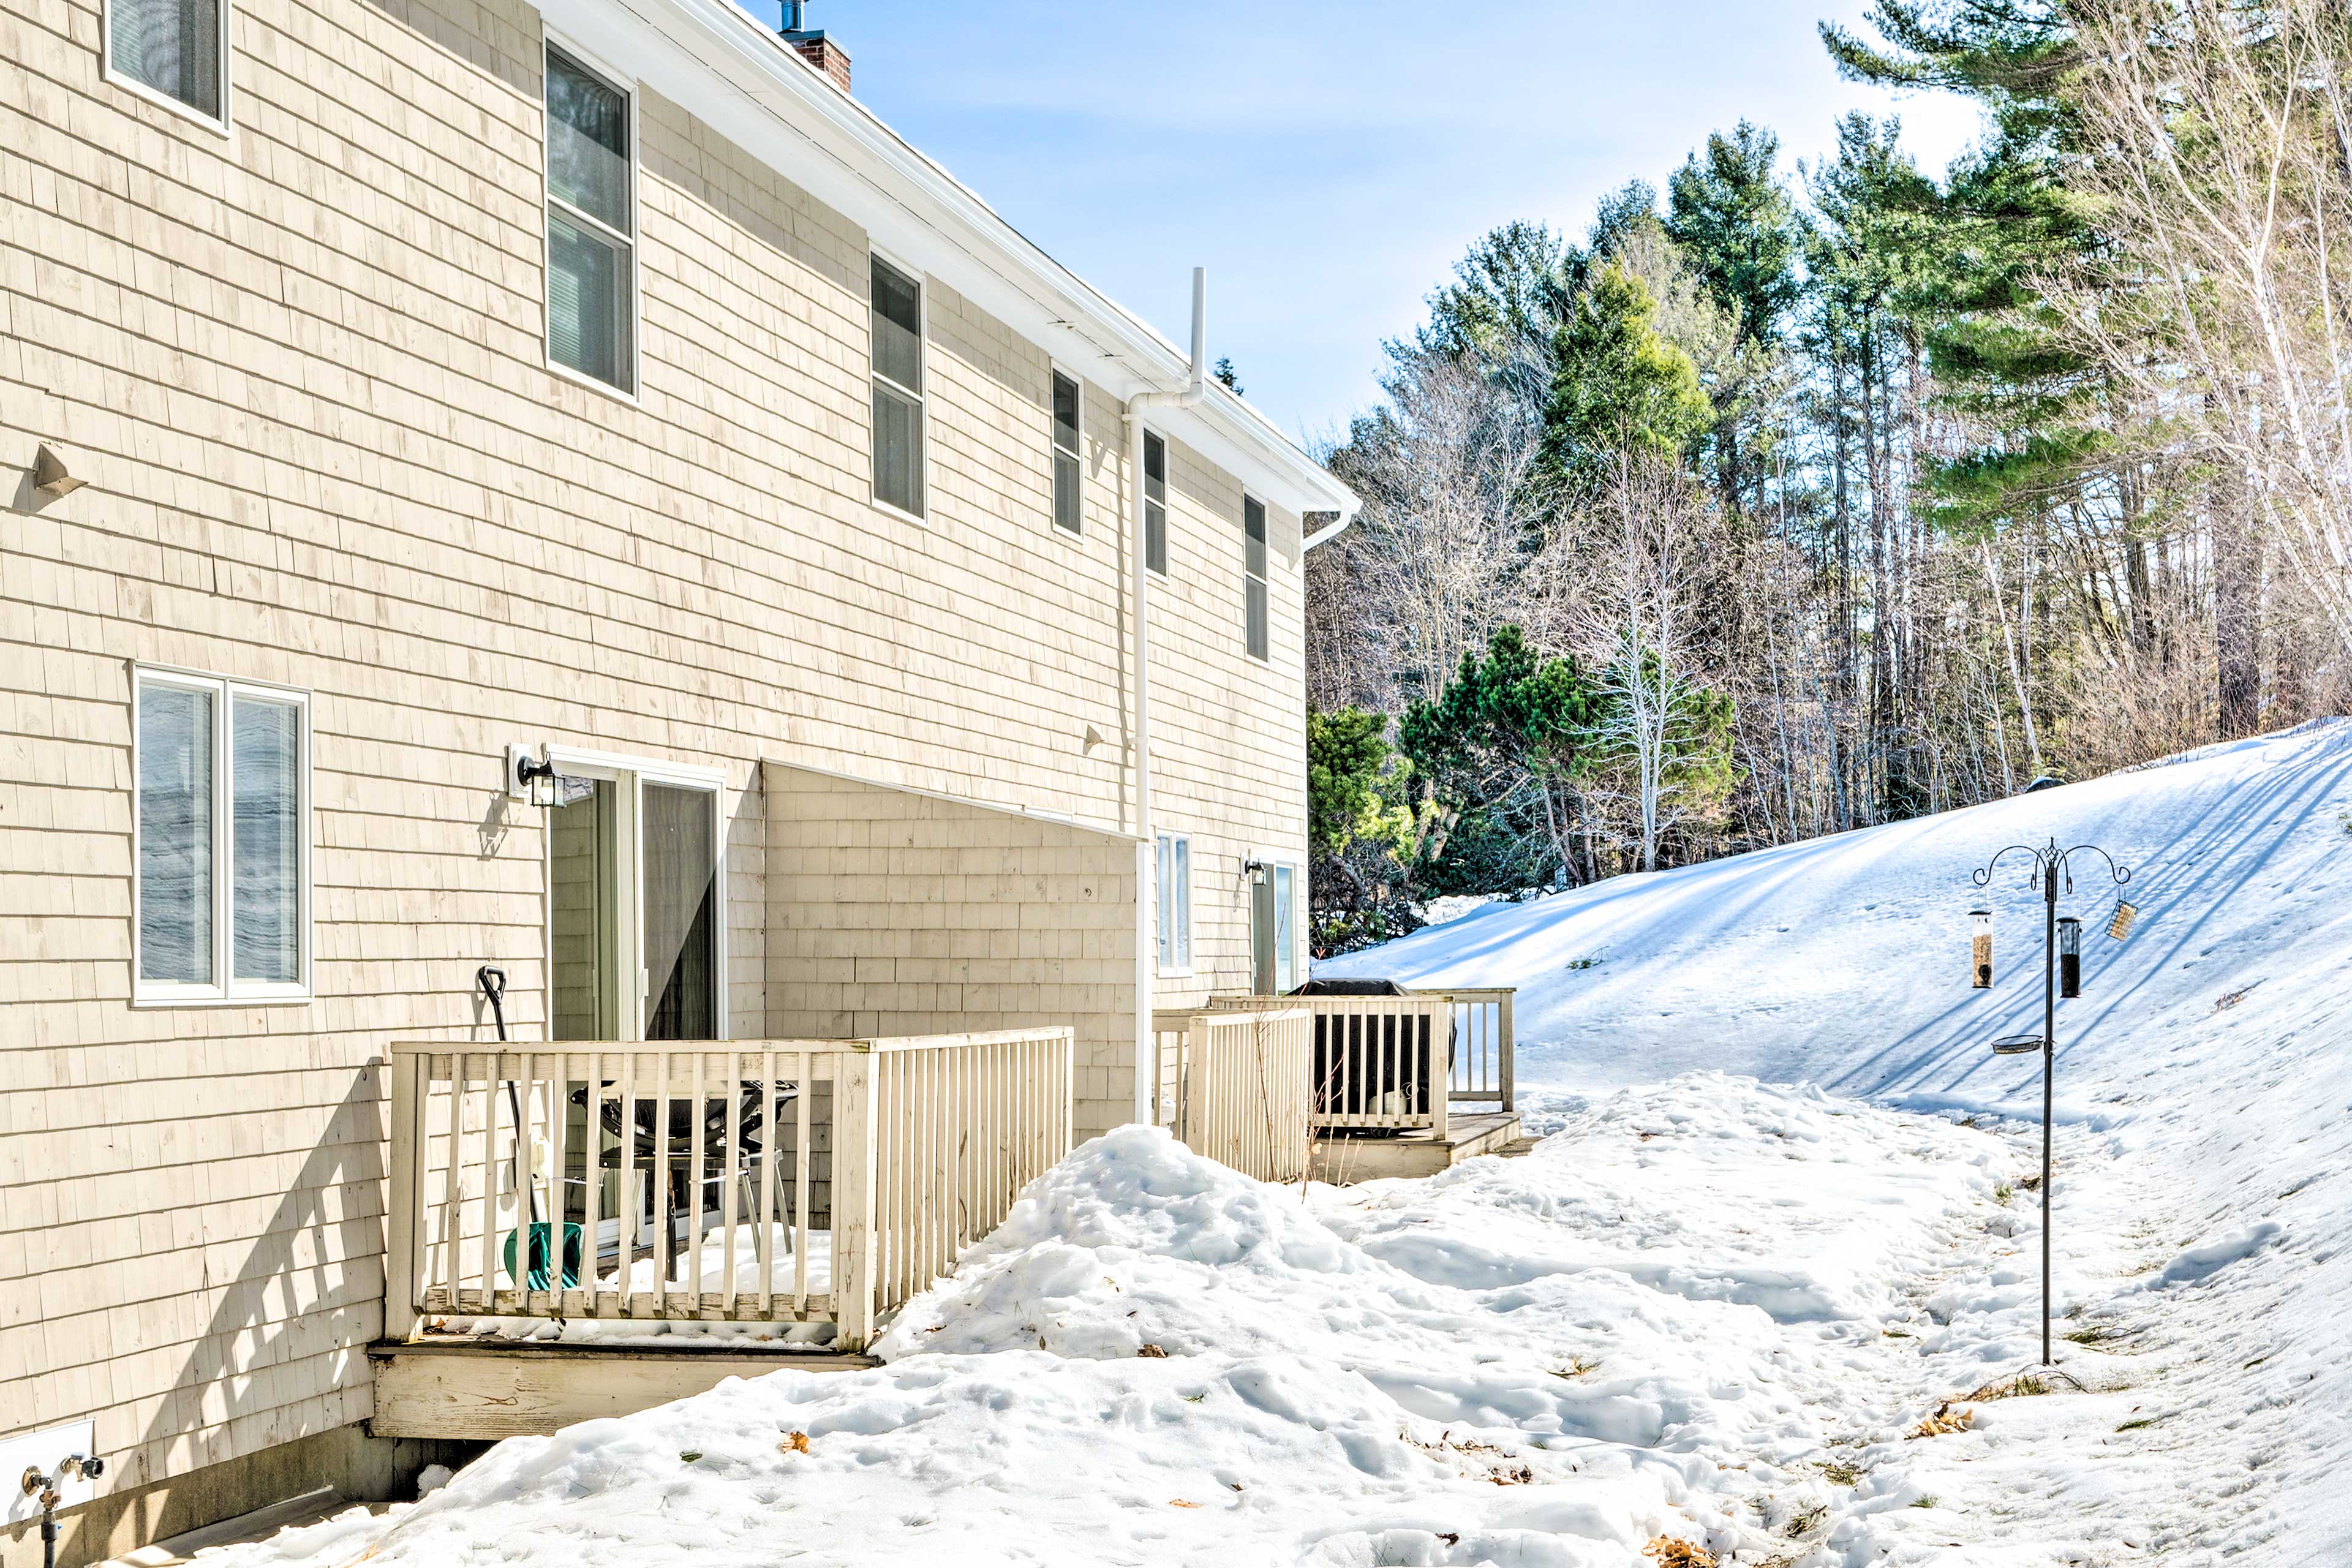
[0,0,1392,1558]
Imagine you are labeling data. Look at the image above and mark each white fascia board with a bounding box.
[541,0,1360,521]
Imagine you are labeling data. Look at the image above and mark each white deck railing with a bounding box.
[383,1028,1073,1352]
[1150,1006,1313,1184]
[1210,987,1517,1134]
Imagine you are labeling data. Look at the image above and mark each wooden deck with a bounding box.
[1310,1110,1529,1183]
[367,1340,880,1440]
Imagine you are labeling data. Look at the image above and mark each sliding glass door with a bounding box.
[641,781,717,1041]
[545,763,722,1042]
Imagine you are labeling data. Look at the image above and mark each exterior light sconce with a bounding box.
[1244,858,1271,888]
[1970,909,1993,989]
[2058,917,2082,999]
[516,753,559,809]
[505,744,589,809]
[33,445,86,498]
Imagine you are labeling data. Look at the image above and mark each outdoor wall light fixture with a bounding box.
[32,445,85,498]
[1970,909,1994,988]
[505,744,589,809]
[1244,859,1271,888]
[1969,837,2134,1368]
[516,753,560,808]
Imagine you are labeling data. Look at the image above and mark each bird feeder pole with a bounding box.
[1971,838,2131,1366]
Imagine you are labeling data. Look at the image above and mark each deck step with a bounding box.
[1311,1110,1526,1183]
[368,1340,880,1441]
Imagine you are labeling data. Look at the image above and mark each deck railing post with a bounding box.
[832,1050,880,1352]
[384,1050,423,1343]
[1182,1014,1209,1146]
[1426,998,1450,1142]
[1498,990,1515,1113]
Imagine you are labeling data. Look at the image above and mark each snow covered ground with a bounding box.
[204,722,2352,1564]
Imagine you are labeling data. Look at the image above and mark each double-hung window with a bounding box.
[1155,832,1191,974]
[545,43,635,394]
[1051,370,1083,535]
[1243,494,1270,662]
[107,0,228,126]
[135,668,310,1003]
[1143,431,1168,575]
[870,255,926,518]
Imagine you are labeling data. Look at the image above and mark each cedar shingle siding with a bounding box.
[0,0,1314,1547]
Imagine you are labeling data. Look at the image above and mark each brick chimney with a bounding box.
[780,1,850,94]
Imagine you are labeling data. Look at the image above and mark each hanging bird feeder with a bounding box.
[2058,917,2082,999]
[2108,900,2139,941]
[1970,909,1994,989]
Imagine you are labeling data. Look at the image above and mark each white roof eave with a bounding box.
[542,0,1360,520]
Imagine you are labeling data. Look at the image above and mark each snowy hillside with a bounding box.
[1325,718,2352,1556]
[206,722,2352,1565]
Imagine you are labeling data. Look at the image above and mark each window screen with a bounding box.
[545,47,635,393]
[1244,495,1269,661]
[1052,371,1082,535]
[1144,432,1167,575]
[110,0,224,119]
[872,255,926,516]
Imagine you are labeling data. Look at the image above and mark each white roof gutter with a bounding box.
[576,0,1357,519]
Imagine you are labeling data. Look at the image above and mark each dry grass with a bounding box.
[1909,1401,1975,1439]
[1643,1539,1717,1568]
[1964,1373,2051,1401]
[1817,1459,1863,1487]
[778,1431,810,1455]
[1784,1501,1828,1537]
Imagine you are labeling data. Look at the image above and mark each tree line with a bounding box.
[1305,0,2352,954]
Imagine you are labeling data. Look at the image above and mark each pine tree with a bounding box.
[1541,263,1713,491]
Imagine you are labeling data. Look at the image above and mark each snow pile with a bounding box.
[204,720,2352,1563]
[211,1098,2042,1566]
[1325,718,2352,1558]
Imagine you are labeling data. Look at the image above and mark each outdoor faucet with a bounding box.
[21,1455,104,1568]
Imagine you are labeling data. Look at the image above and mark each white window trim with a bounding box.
[1050,361,1084,538]
[1142,427,1170,579]
[130,664,313,1007]
[869,244,930,526]
[1248,846,1304,995]
[1242,490,1270,663]
[1154,831,1193,978]
[541,31,643,405]
[541,745,729,1042]
[102,0,235,138]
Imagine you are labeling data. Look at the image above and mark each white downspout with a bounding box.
[1126,266,1208,1125]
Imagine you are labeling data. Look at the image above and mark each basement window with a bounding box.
[134,668,311,1004]
[1052,370,1083,535]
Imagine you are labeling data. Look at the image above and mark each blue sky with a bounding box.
[752,2,1983,443]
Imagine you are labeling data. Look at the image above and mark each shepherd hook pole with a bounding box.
[1972,839,2131,1368]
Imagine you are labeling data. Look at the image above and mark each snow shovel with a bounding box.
[477,965,584,1292]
